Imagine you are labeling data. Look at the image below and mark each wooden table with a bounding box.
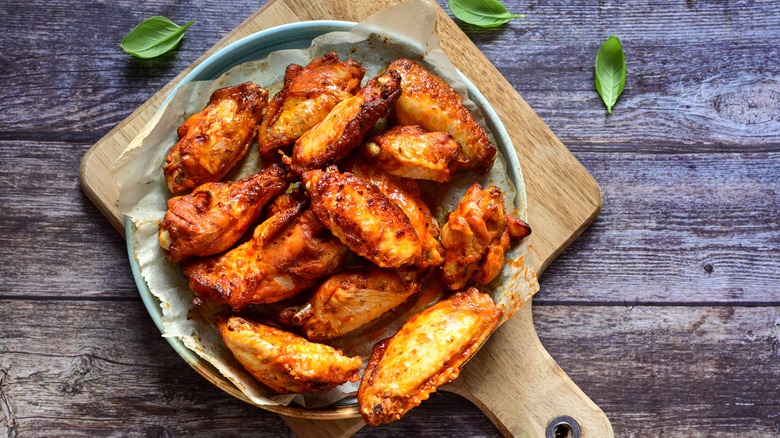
[2,0,778,436]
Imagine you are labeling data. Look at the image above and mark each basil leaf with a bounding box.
[448,0,524,28]
[120,16,195,59]
[594,35,626,114]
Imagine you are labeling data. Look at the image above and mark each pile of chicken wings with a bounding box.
[156,53,531,425]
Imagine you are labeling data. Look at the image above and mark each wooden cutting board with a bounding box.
[79,0,611,436]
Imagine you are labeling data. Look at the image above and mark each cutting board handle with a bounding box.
[280,301,613,438]
[443,302,614,437]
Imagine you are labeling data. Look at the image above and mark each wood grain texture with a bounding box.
[4,0,779,151]
[541,151,780,303]
[0,301,777,437]
[534,304,780,437]
[0,140,136,298]
[1,0,779,436]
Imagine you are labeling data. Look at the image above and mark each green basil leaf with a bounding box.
[120,16,195,59]
[594,35,626,114]
[448,0,524,28]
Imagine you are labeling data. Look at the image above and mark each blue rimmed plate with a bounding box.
[125,19,525,418]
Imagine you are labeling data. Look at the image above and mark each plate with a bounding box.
[125,20,525,418]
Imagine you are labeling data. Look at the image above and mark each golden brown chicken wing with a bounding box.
[262,187,310,219]
[472,216,532,284]
[284,268,420,342]
[387,59,496,173]
[258,52,365,159]
[158,163,289,263]
[288,70,401,174]
[164,82,268,194]
[340,158,444,269]
[358,287,501,425]
[303,167,421,268]
[440,183,531,290]
[219,315,362,394]
[183,196,348,311]
[361,125,459,182]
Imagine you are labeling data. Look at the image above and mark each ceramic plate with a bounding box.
[125,20,525,417]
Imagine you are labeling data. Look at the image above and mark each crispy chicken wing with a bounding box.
[261,186,308,220]
[358,288,501,425]
[219,315,362,394]
[258,52,365,159]
[284,268,420,342]
[472,215,532,284]
[341,158,444,269]
[158,163,289,263]
[303,167,421,268]
[183,196,348,311]
[387,59,496,173]
[440,183,531,290]
[164,82,268,194]
[288,70,401,174]
[361,125,459,182]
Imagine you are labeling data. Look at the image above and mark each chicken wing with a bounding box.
[303,167,421,268]
[387,59,496,173]
[158,163,289,263]
[358,287,501,425]
[288,70,401,174]
[219,315,362,394]
[341,158,444,269]
[284,268,420,342]
[258,52,365,159]
[183,196,348,311]
[472,215,532,284]
[262,186,307,219]
[361,125,459,182]
[440,183,531,290]
[164,82,269,194]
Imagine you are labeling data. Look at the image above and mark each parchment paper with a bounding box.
[113,0,539,409]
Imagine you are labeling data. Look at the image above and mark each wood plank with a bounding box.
[540,151,780,303]
[1,300,777,436]
[3,140,777,303]
[534,304,780,437]
[2,1,779,153]
[0,141,137,297]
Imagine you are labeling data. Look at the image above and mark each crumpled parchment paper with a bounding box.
[112,0,539,409]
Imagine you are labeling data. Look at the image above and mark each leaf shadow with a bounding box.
[452,19,528,44]
[122,43,186,82]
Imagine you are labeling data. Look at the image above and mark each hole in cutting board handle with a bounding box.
[545,416,581,438]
